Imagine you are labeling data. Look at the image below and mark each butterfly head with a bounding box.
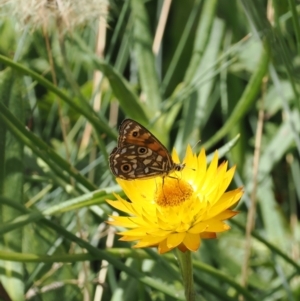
[174,163,185,172]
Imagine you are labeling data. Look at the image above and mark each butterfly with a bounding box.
[109,119,185,180]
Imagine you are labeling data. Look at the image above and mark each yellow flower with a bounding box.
[107,146,243,254]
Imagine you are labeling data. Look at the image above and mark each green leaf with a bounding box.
[0,70,25,301]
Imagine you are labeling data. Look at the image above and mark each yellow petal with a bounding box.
[120,235,143,241]
[183,233,201,251]
[120,228,151,236]
[158,239,173,254]
[106,198,133,215]
[200,232,216,239]
[195,149,207,187]
[177,243,189,253]
[188,222,208,234]
[107,216,138,228]
[147,229,172,236]
[171,148,181,164]
[204,151,219,186]
[167,232,186,248]
[208,188,243,217]
[134,236,166,248]
[213,209,239,220]
[221,165,236,192]
[205,219,230,232]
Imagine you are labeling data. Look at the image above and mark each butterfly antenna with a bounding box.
[162,176,169,202]
[175,176,184,194]
[154,178,159,194]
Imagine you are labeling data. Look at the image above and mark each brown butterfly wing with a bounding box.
[109,144,172,179]
[109,119,177,180]
[118,119,171,159]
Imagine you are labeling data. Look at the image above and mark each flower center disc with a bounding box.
[155,178,193,207]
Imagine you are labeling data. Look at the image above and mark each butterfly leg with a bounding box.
[162,176,167,202]
[167,174,184,194]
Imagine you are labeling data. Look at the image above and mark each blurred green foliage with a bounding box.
[0,0,300,300]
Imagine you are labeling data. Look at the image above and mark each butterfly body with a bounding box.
[109,119,185,180]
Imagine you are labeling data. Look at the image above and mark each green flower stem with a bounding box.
[176,249,196,301]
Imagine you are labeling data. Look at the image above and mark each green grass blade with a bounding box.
[131,0,162,112]
[0,72,24,301]
[0,54,116,138]
[73,34,148,123]
[203,41,270,150]
[0,102,97,192]
[184,0,217,83]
